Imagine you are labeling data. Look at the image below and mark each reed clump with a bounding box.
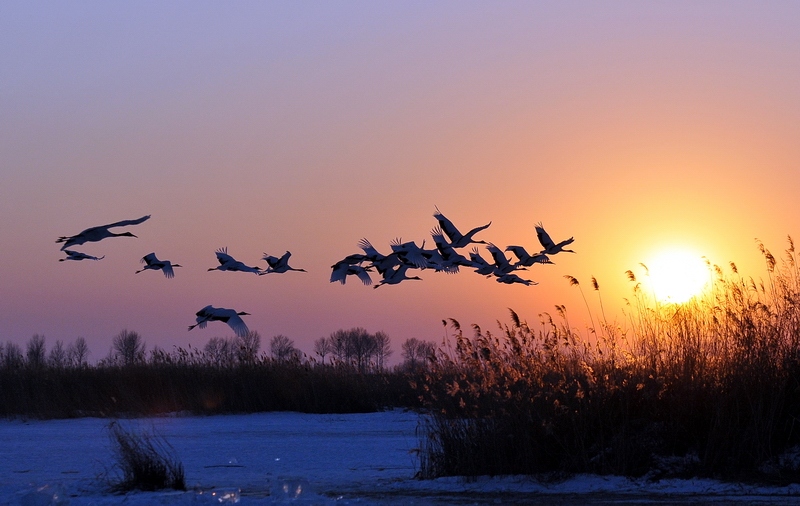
[0,355,417,418]
[416,238,800,483]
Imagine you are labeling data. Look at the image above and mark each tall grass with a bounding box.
[0,358,418,418]
[416,238,800,483]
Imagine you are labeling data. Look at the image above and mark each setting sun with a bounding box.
[644,249,711,303]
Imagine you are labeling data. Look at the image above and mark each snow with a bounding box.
[1,410,800,505]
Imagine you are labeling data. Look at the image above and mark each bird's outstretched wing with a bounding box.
[215,248,235,265]
[433,206,461,243]
[225,314,250,337]
[101,215,151,229]
[355,269,372,285]
[161,262,175,278]
[140,252,158,265]
[535,222,555,250]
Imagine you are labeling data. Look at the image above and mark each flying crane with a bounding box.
[56,215,150,251]
[188,305,250,337]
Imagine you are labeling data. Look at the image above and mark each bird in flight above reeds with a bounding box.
[261,251,307,274]
[390,238,431,269]
[56,215,150,251]
[467,246,499,277]
[433,206,491,248]
[188,305,250,337]
[374,263,422,288]
[330,260,373,285]
[535,222,575,255]
[486,243,521,274]
[59,250,105,262]
[135,252,182,278]
[505,245,553,268]
[358,238,402,275]
[494,272,538,286]
[207,247,262,274]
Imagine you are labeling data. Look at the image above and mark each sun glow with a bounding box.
[644,249,711,304]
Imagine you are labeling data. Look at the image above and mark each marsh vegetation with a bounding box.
[415,239,800,483]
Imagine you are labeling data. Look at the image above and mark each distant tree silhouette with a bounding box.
[67,337,90,367]
[373,331,393,371]
[313,336,332,364]
[48,339,67,368]
[351,328,376,373]
[111,329,146,366]
[329,329,352,364]
[203,336,236,366]
[26,334,47,369]
[269,334,300,363]
[328,328,393,373]
[1,342,24,370]
[235,330,261,364]
[401,338,436,371]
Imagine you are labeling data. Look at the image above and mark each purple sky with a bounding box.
[3,2,800,362]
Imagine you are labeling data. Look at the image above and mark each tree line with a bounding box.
[0,329,437,372]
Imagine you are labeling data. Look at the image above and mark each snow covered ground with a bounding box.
[2,409,800,505]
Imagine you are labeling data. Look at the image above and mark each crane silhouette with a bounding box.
[56,215,150,251]
[430,227,471,273]
[358,238,402,275]
[494,272,538,286]
[59,250,105,262]
[486,243,521,274]
[390,238,431,269]
[135,252,182,278]
[330,260,373,285]
[467,247,499,276]
[188,305,250,337]
[207,248,262,274]
[374,263,422,288]
[505,245,553,268]
[261,251,306,274]
[433,206,491,248]
[535,222,575,255]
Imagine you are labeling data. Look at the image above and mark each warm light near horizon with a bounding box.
[644,249,711,304]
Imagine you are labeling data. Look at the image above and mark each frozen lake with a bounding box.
[2,409,800,505]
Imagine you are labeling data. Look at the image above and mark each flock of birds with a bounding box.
[330,207,574,289]
[55,208,575,337]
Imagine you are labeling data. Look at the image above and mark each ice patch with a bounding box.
[18,484,66,506]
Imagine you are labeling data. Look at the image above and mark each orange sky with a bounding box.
[2,2,800,363]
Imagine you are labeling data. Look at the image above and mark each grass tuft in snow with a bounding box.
[107,421,186,492]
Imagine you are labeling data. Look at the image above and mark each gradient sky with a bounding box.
[3,2,800,363]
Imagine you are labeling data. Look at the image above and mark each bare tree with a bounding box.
[401,338,436,371]
[352,328,376,373]
[327,328,388,372]
[313,336,331,365]
[2,342,24,370]
[26,334,47,369]
[48,340,67,368]
[204,336,236,366]
[270,334,300,363]
[329,329,352,364]
[111,329,146,366]
[67,337,90,367]
[372,331,393,371]
[236,330,261,364]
